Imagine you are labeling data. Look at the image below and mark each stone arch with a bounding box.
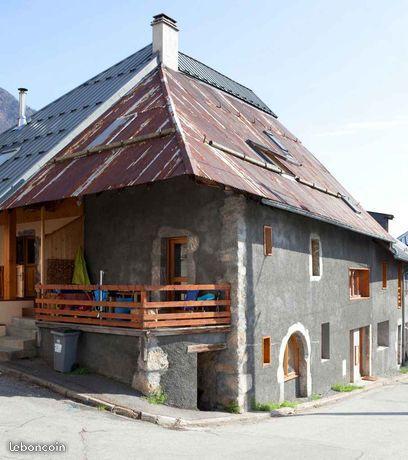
[277,322,312,402]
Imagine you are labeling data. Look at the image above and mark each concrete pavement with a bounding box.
[0,372,408,459]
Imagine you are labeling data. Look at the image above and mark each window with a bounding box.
[0,147,19,167]
[321,323,330,359]
[349,268,370,299]
[247,140,296,175]
[340,195,361,214]
[398,263,403,308]
[264,225,272,256]
[382,262,387,289]
[263,130,300,165]
[284,335,300,380]
[377,321,389,347]
[310,237,321,278]
[262,337,271,366]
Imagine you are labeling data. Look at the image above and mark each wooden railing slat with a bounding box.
[35,283,231,330]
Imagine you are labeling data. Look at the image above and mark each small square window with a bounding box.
[349,268,370,299]
[311,238,321,278]
[321,323,330,359]
[264,226,272,256]
[262,336,271,366]
[377,321,389,347]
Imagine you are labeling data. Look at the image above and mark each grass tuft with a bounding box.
[399,366,408,374]
[331,383,363,392]
[225,401,240,414]
[146,390,167,405]
[311,393,322,401]
[252,400,299,411]
[96,404,109,411]
[68,366,90,375]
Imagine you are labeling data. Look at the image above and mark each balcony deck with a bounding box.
[35,284,231,331]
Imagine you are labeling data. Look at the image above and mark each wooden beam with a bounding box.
[16,198,83,224]
[3,209,16,300]
[40,206,45,284]
[187,343,227,353]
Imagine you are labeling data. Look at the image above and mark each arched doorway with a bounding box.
[277,323,311,402]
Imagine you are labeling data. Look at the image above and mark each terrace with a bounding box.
[35,283,231,330]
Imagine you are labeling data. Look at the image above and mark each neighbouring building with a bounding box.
[0,14,406,411]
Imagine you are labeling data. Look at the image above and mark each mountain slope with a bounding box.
[0,88,35,134]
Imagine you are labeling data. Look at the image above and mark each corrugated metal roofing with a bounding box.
[3,66,393,243]
[0,44,154,201]
[0,45,275,204]
[178,53,276,117]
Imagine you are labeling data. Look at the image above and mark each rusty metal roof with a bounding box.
[3,65,392,242]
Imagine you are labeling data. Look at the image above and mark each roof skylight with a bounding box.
[263,130,300,165]
[246,140,295,176]
[0,147,20,168]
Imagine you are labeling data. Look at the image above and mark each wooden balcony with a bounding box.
[35,284,231,330]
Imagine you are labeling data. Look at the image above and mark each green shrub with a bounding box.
[252,400,298,411]
[225,401,240,414]
[68,366,90,375]
[146,389,167,405]
[96,404,108,411]
[311,393,322,401]
[331,383,363,392]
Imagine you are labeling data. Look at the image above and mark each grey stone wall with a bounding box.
[245,200,402,404]
[38,328,140,385]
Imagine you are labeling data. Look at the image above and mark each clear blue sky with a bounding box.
[1,0,407,236]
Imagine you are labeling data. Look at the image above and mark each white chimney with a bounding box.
[151,14,179,71]
[17,87,28,127]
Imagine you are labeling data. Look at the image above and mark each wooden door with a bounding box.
[167,237,188,285]
[350,329,361,382]
[16,236,36,298]
[167,237,188,301]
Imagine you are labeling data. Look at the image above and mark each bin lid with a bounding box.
[51,329,81,336]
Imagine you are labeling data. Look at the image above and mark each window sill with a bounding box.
[284,373,298,382]
[350,296,370,301]
[321,358,330,363]
[377,346,388,351]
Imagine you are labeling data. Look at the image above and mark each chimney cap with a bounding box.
[151,13,178,29]
[18,87,28,93]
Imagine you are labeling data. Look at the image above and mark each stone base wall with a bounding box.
[38,326,228,410]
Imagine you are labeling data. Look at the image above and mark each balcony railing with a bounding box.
[35,284,231,330]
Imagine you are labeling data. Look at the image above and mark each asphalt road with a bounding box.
[0,373,407,460]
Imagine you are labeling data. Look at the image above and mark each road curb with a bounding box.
[270,373,408,417]
[1,363,407,428]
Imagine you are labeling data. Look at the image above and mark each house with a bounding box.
[0,14,406,411]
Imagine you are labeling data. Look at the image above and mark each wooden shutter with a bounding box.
[263,226,272,256]
[398,263,403,308]
[382,262,387,289]
[262,337,271,366]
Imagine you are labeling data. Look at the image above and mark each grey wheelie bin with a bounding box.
[51,330,80,372]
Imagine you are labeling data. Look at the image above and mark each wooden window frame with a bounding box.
[349,268,370,300]
[263,225,273,256]
[283,335,300,381]
[382,262,388,290]
[262,336,271,367]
